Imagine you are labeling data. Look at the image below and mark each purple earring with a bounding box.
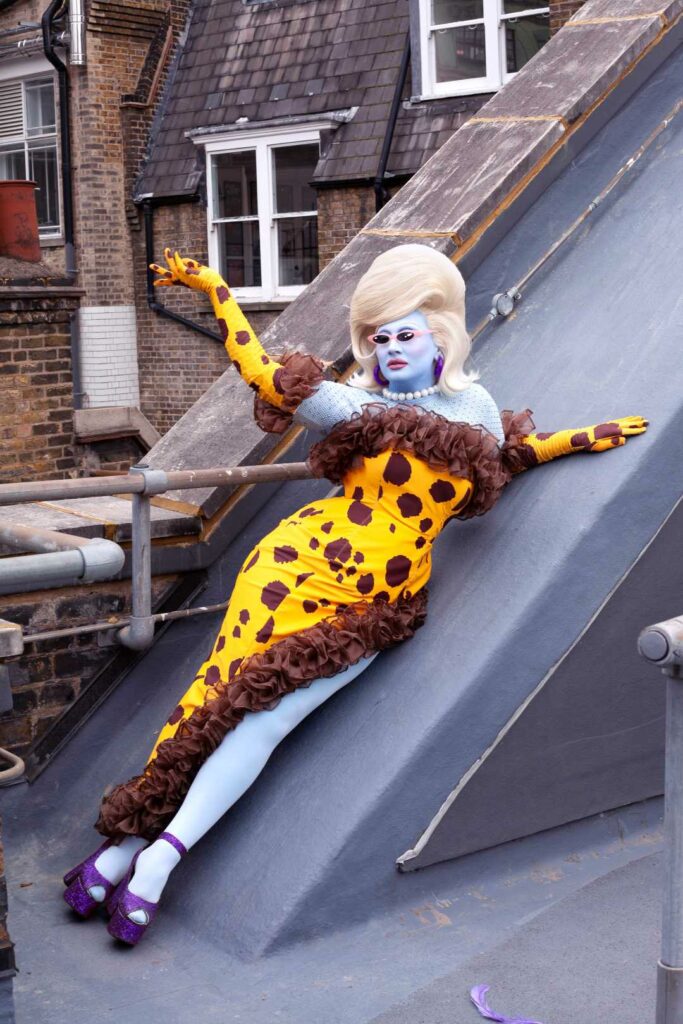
[434,353,444,382]
[373,365,389,387]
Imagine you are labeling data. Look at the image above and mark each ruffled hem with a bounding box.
[253,350,326,434]
[308,403,516,519]
[95,589,428,841]
[500,408,538,474]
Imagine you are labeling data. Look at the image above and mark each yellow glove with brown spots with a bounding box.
[150,248,286,409]
[519,416,648,467]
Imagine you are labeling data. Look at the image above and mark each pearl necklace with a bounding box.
[382,384,439,402]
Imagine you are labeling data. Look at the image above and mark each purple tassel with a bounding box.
[470,985,545,1024]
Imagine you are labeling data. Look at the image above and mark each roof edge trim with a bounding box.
[186,108,358,143]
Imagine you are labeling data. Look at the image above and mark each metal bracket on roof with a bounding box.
[491,289,522,319]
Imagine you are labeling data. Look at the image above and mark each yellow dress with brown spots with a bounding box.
[149,451,473,759]
[95,253,647,841]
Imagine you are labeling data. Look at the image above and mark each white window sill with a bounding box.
[408,87,498,104]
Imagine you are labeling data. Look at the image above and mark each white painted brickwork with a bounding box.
[79,305,140,408]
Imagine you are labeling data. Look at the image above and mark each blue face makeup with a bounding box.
[374,309,439,393]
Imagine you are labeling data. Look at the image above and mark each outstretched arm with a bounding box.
[507,416,648,473]
[150,249,324,417]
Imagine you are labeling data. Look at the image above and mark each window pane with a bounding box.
[217,220,261,287]
[28,143,60,230]
[272,144,318,214]
[432,0,482,24]
[434,24,486,81]
[276,215,318,287]
[0,144,26,180]
[25,79,56,136]
[503,0,547,12]
[214,151,258,218]
[504,14,550,73]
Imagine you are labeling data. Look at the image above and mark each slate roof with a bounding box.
[135,0,484,199]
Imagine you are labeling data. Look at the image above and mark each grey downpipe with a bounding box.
[374,31,410,213]
[638,616,683,1024]
[0,522,125,595]
[42,0,75,276]
[69,306,85,409]
[143,201,223,344]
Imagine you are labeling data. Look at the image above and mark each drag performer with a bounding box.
[63,244,647,944]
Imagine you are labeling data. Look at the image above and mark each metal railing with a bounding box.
[638,615,683,1024]
[0,460,313,653]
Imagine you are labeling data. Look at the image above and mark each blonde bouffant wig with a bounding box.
[349,244,478,395]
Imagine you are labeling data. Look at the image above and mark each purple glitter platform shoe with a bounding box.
[63,840,119,918]
[107,832,187,946]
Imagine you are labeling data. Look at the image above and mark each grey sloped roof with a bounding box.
[135,0,484,198]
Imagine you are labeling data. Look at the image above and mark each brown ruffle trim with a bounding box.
[500,408,538,474]
[253,350,326,434]
[307,403,516,519]
[95,589,428,841]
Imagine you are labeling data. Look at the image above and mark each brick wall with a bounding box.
[0,290,81,483]
[549,0,587,33]
[132,200,280,434]
[317,185,378,269]
[0,575,177,761]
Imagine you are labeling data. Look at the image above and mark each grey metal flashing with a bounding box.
[186,107,358,140]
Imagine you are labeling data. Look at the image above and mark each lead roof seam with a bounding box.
[35,501,117,528]
[465,115,569,128]
[452,11,674,262]
[360,228,464,244]
[565,13,668,26]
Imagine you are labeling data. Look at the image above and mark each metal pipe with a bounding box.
[469,96,683,345]
[68,0,85,65]
[0,747,25,787]
[143,201,224,344]
[0,460,312,506]
[374,32,411,213]
[117,477,153,650]
[0,537,125,594]
[0,22,40,38]
[0,520,91,553]
[23,600,230,644]
[42,0,75,275]
[69,308,85,410]
[638,614,683,1024]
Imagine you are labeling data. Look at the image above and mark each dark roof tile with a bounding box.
[138,0,487,197]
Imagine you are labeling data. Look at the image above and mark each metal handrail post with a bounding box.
[638,615,683,1024]
[117,464,169,651]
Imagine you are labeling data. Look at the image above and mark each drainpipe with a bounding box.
[374,32,411,213]
[41,0,75,276]
[0,522,125,596]
[143,200,223,343]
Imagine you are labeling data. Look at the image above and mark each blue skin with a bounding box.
[374,309,440,394]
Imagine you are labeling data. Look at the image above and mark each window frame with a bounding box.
[417,0,550,99]
[0,59,62,241]
[203,123,322,303]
